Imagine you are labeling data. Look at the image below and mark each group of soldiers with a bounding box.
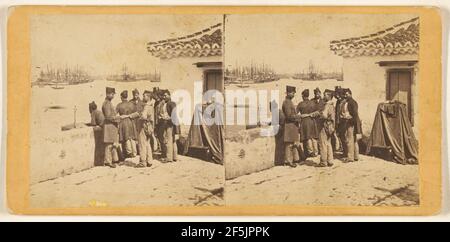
[88,87,180,168]
[279,85,362,168]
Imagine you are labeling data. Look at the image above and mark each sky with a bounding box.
[30,14,222,79]
[30,13,418,79]
[224,14,418,74]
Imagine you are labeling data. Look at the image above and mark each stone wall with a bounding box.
[30,126,98,184]
[225,128,275,180]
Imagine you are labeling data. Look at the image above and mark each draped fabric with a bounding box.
[366,101,418,164]
[183,105,224,165]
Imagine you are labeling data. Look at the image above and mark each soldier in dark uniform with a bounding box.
[89,101,105,128]
[282,85,301,167]
[297,89,318,157]
[102,87,120,168]
[89,101,105,166]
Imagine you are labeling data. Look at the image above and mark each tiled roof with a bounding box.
[330,17,419,58]
[147,23,222,59]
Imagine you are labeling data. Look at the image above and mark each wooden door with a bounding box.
[204,70,223,93]
[388,70,412,122]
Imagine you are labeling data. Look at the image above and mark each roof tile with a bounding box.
[330,17,419,57]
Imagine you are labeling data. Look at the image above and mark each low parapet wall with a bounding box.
[225,128,276,180]
[33,125,347,182]
[30,126,98,184]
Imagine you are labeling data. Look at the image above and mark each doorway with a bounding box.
[204,70,223,93]
[387,69,413,124]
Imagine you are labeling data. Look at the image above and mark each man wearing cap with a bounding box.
[102,87,120,168]
[334,87,347,156]
[89,101,105,165]
[154,89,166,154]
[317,90,336,167]
[130,89,144,154]
[296,89,319,158]
[130,89,145,122]
[130,89,143,106]
[341,89,362,162]
[311,88,324,156]
[282,85,301,167]
[158,90,180,162]
[135,90,155,168]
[89,101,105,129]
[116,90,138,158]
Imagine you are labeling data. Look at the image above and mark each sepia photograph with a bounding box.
[28,14,225,207]
[26,13,423,208]
[4,5,442,217]
[223,14,420,206]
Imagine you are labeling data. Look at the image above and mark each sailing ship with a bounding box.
[225,60,279,87]
[293,60,343,81]
[106,64,136,82]
[293,60,323,80]
[106,64,161,82]
[33,64,93,88]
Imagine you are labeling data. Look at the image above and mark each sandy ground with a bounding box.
[225,154,419,206]
[30,155,224,208]
[30,153,419,207]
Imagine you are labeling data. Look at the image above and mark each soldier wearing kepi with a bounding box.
[116,90,138,158]
[317,89,336,167]
[102,87,120,168]
[135,90,155,168]
[282,85,301,168]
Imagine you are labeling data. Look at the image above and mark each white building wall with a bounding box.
[160,56,221,95]
[342,54,419,135]
[159,56,222,133]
